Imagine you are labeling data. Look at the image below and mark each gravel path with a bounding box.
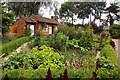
[112,39,120,68]
[0,42,29,67]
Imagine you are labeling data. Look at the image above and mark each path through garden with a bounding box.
[112,39,120,68]
[0,42,29,67]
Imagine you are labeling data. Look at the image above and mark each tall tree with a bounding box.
[8,2,41,17]
[106,3,120,25]
[74,2,106,25]
[59,2,77,26]
[74,2,93,25]
[8,1,53,17]
[2,2,15,35]
[53,1,59,21]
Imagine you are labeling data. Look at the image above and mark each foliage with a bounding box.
[2,35,18,44]
[8,2,49,16]
[106,3,120,25]
[2,2,15,34]
[97,44,119,78]
[59,2,76,25]
[59,2,106,25]
[109,24,120,39]
[2,68,47,79]
[58,25,83,39]
[100,44,118,66]
[8,1,59,17]
[68,39,89,52]
[54,32,68,50]
[2,68,91,79]
[0,36,32,55]
[32,45,65,70]
[2,45,65,70]
[24,25,31,36]
[100,33,111,49]
[53,1,60,21]
[33,32,68,51]
[91,22,103,34]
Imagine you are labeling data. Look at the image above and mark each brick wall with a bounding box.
[16,17,26,35]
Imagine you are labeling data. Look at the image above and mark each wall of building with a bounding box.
[16,17,26,35]
[9,25,17,33]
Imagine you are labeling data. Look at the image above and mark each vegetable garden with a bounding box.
[0,25,119,79]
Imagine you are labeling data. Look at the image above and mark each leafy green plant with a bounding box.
[32,45,65,70]
[109,24,120,39]
[0,36,33,55]
[3,45,65,70]
[68,39,88,52]
[33,32,68,51]
[58,25,83,40]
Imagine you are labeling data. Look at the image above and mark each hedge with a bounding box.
[97,43,119,79]
[0,36,33,55]
[109,24,120,39]
[100,44,118,66]
[2,68,93,79]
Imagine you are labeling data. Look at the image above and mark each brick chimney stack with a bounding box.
[51,16,55,20]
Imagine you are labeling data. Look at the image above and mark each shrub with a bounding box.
[0,36,33,55]
[97,44,119,79]
[100,44,118,66]
[58,25,83,40]
[33,32,68,51]
[2,34,18,44]
[109,24,120,39]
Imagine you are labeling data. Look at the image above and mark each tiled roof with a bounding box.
[32,15,58,25]
[23,17,36,24]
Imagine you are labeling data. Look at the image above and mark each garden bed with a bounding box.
[1,25,119,79]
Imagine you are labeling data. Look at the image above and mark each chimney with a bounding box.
[51,16,55,20]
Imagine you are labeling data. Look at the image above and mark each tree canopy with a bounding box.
[59,2,106,25]
[106,3,120,25]
[59,2,77,25]
[8,2,42,17]
[2,2,15,34]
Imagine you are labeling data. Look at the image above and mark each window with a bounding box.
[43,25,48,32]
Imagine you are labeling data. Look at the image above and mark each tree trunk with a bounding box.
[82,18,84,26]
[72,13,74,27]
[89,14,91,26]
[99,12,101,27]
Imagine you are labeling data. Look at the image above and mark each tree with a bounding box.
[59,2,106,26]
[74,2,93,25]
[53,1,59,21]
[8,2,41,17]
[2,2,15,35]
[8,1,54,17]
[106,3,120,25]
[74,2,106,25]
[59,2,77,26]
